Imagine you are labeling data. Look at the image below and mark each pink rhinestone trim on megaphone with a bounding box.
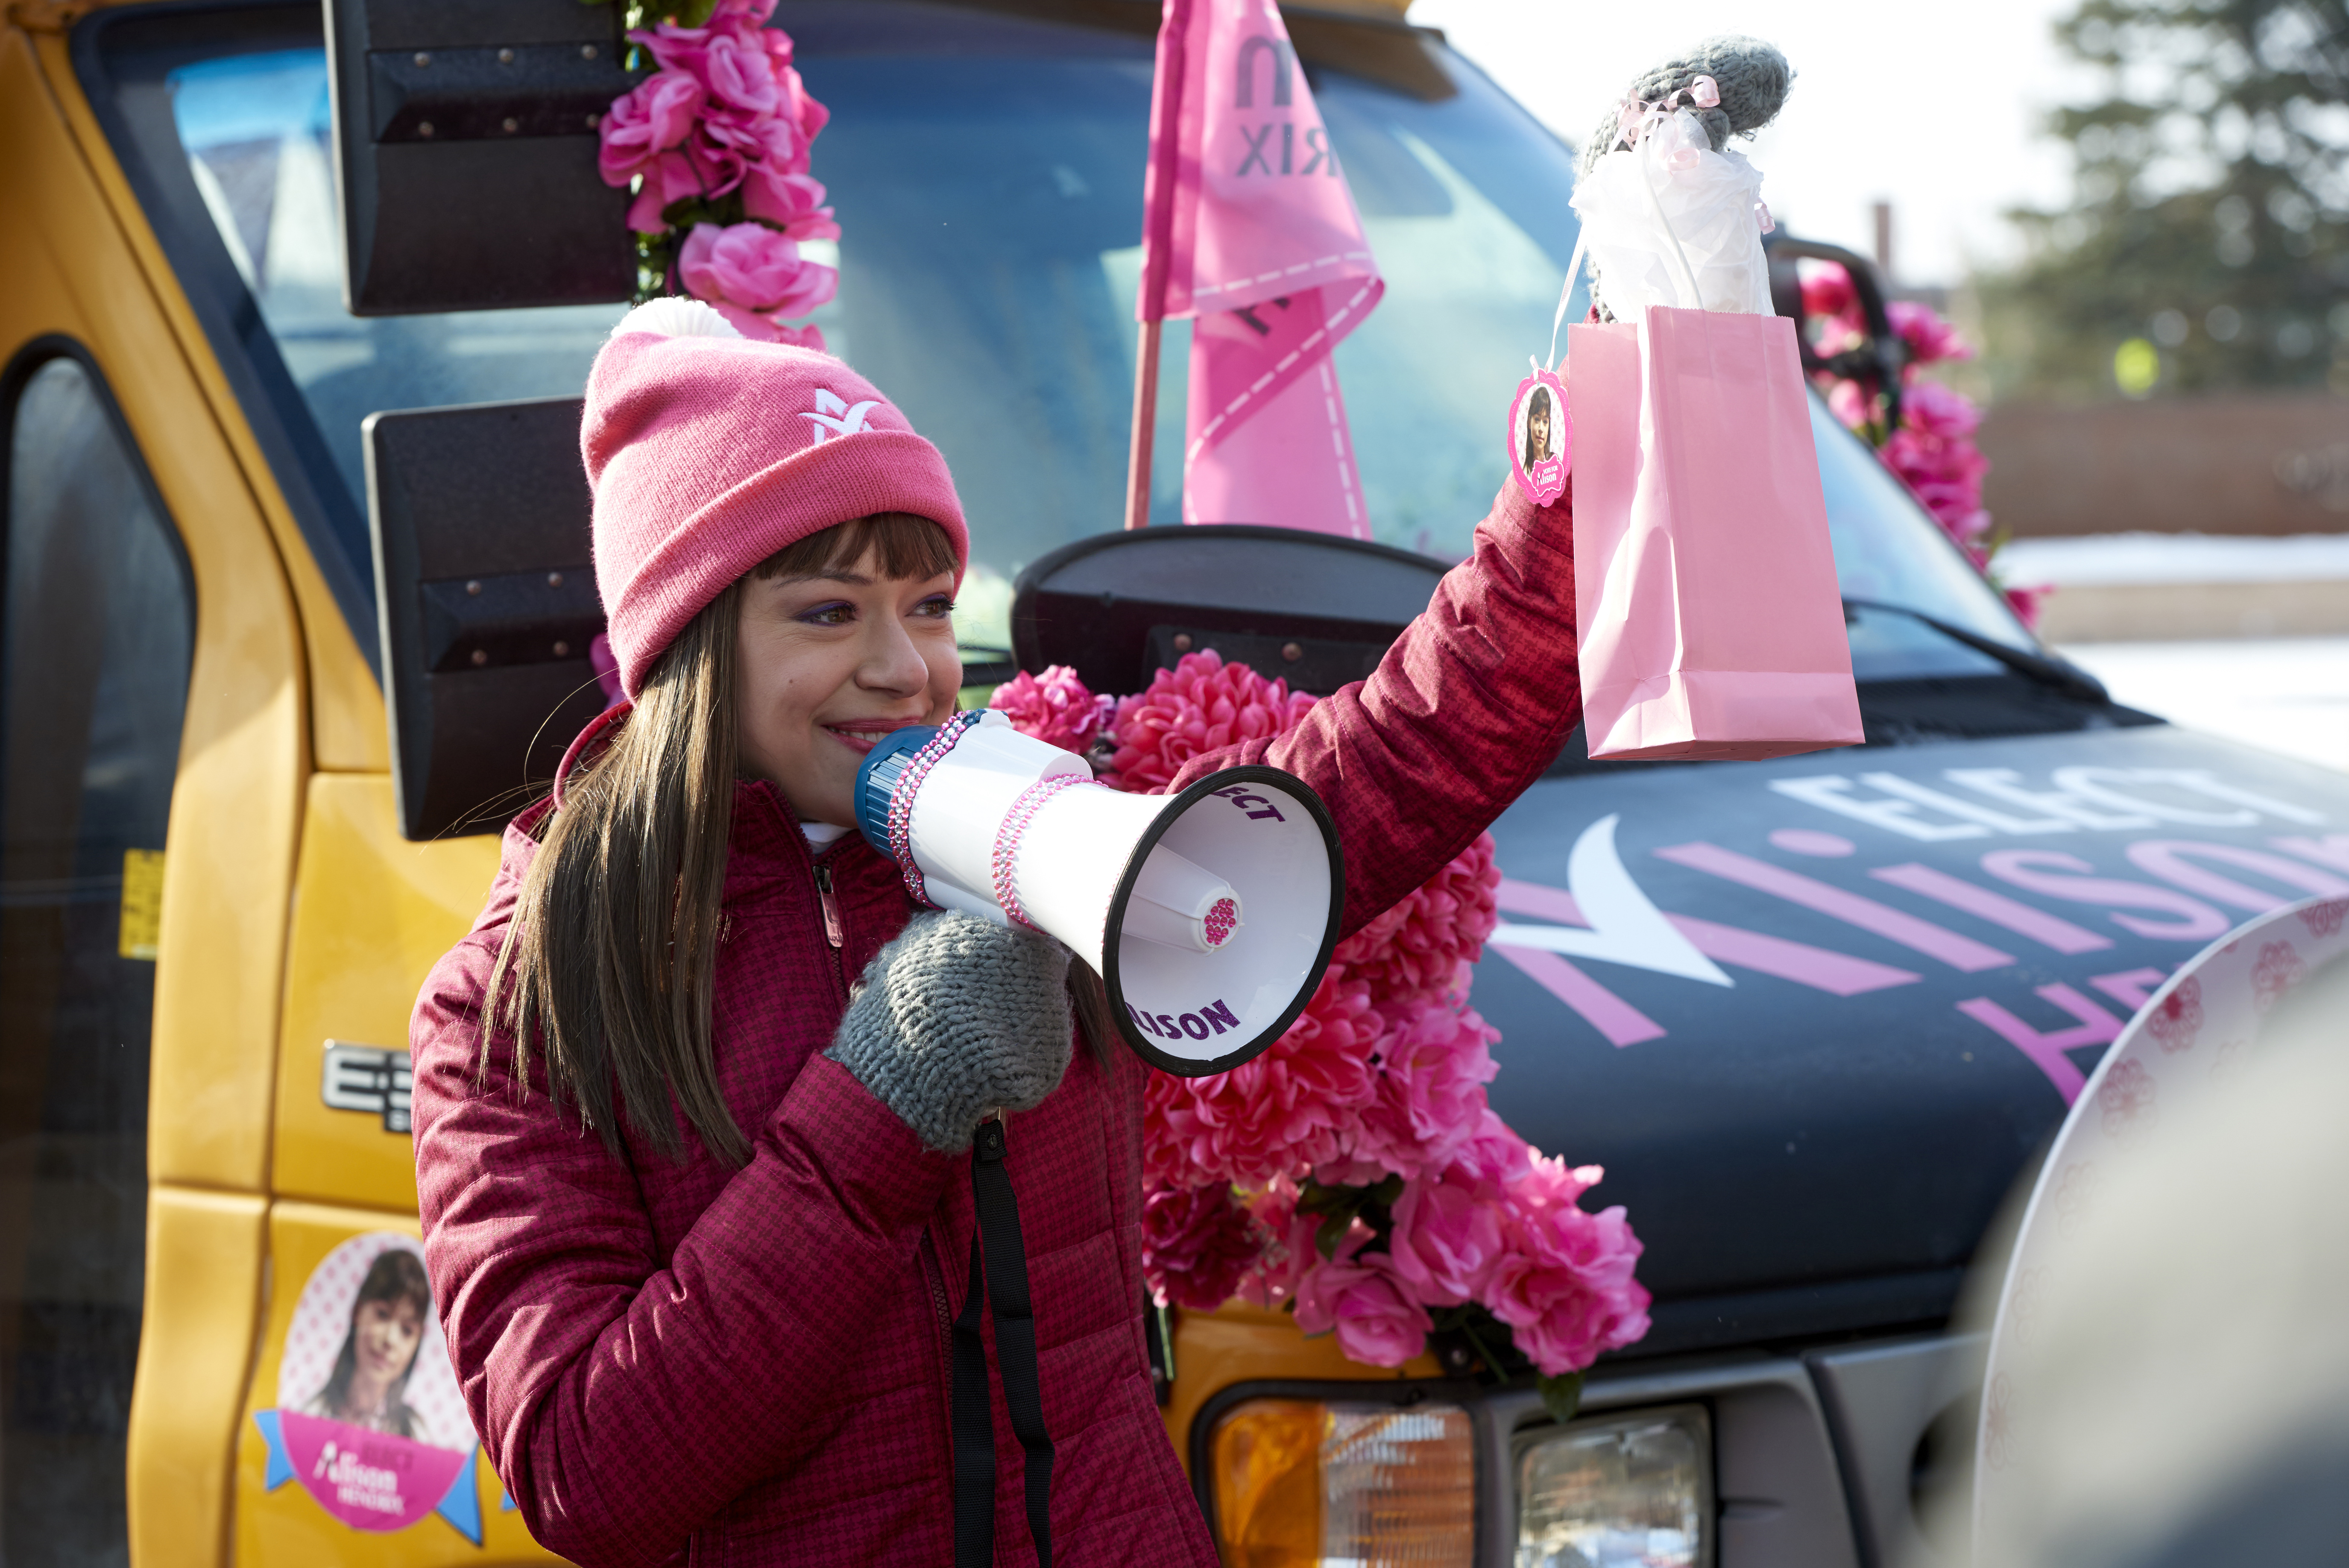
[886,711,984,909]
[989,771,1088,930]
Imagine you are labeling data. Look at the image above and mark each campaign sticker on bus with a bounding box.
[252,1232,483,1543]
[1508,369,1569,507]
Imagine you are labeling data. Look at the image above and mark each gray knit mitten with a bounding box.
[824,911,1075,1153]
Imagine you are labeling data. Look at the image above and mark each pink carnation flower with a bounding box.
[1798,260,1854,322]
[2003,583,2048,630]
[1488,1155,1651,1376]
[1332,834,1499,1005]
[1386,1165,1503,1307]
[988,665,1109,756]
[1449,1107,1535,1192]
[677,222,837,338]
[1141,1184,1266,1311]
[1341,999,1500,1183]
[1293,1248,1431,1369]
[1145,972,1382,1190]
[1881,382,1992,553]
[1103,650,1317,793]
[1889,300,1973,368]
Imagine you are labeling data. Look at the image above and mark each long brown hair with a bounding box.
[486,513,958,1164]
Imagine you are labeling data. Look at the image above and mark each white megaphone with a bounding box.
[853,710,1343,1076]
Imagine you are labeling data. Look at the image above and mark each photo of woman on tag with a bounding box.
[298,1249,436,1444]
[1523,384,1556,469]
[1508,369,1569,506]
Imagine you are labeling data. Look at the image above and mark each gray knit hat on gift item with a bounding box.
[1579,35,1794,321]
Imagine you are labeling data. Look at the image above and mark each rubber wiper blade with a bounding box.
[1842,597,2110,704]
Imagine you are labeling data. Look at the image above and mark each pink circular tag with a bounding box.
[1509,370,1569,505]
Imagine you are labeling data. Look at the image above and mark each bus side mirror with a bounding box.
[368,398,609,839]
[324,0,635,314]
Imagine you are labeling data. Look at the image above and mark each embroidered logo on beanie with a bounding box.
[802,389,881,443]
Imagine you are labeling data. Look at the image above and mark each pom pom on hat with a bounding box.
[582,299,969,698]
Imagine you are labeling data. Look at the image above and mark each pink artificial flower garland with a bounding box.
[993,654,1652,1388]
[1798,261,2044,628]
[597,0,838,346]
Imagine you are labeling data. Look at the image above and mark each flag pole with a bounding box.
[1128,0,1188,530]
[1124,321,1162,530]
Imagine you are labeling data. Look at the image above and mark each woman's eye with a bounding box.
[798,601,856,626]
[915,595,955,618]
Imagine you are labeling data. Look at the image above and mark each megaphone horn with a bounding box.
[853,710,1344,1076]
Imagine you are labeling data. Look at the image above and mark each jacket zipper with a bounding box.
[813,858,847,999]
[920,1227,955,1388]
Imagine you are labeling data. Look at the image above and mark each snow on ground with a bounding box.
[2061,638,2349,774]
[2002,533,2349,588]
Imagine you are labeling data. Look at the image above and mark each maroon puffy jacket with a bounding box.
[409,482,1580,1566]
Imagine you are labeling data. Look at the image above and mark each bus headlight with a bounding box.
[1514,1405,1711,1568]
[1209,1398,1475,1567]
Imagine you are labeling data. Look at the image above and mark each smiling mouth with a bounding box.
[824,722,922,754]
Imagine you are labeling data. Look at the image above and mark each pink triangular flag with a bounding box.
[1138,0,1382,536]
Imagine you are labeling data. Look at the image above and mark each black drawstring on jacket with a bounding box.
[952,1117,1053,1567]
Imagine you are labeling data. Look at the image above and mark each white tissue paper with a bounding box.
[1571,107,1772,317]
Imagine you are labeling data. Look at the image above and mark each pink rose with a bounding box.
[1234,1177,1315,1307]
[1447,1108,1534,1193]
[677,222,836,325]
[700,25,781,116]
[598,70,704,186]
[1826,376,1872,432]
[1141,1184,1266,1311]
[782,64,830,141]
[1343,999,1498,1181]
[1889,300,1973,367]
[625,150,705,234]
[1294,1249,1431,1369]
[744,167,838,238]
[1487,1157,1650,1376]
[1387,1168,1502,1306]
[989,665,1109,755]
[1900,379,1983,441]
[1798,260,1855,324]
[633,22,711,81]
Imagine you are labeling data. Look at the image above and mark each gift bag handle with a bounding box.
[1542,100,1708,371]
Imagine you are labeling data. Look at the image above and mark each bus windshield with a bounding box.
[151,0,2031,668]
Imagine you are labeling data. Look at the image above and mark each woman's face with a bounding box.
[736,548,961,827]
[1528,399,1551,457]
[354,1297,423,1389]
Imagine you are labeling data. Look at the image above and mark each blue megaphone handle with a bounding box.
[852,712,986,857]
[852,726,936,855]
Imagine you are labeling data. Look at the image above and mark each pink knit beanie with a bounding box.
[582,298,970,698]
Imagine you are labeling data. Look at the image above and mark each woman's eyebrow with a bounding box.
[779,568,874,586]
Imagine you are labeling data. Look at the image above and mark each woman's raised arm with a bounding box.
[1164,480,1579,939]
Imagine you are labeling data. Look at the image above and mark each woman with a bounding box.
[410,298,1583,1566]
[1523,382,1556,470]
[300,1249,434,1445]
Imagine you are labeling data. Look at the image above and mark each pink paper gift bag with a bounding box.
[1567,304,1863,761]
